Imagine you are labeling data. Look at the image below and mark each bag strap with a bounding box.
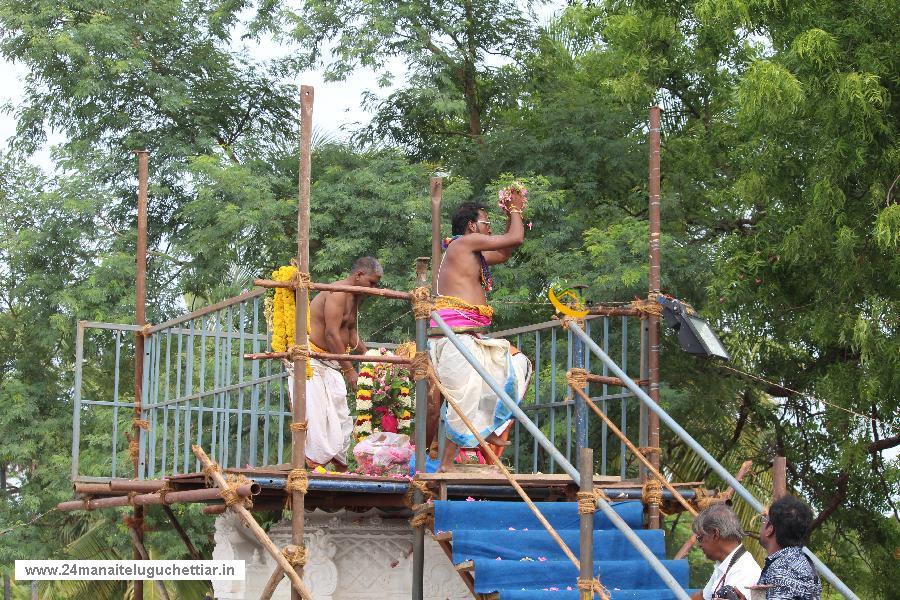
[714,545,748,594]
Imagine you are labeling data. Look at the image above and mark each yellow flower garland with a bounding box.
[270,265,313,379]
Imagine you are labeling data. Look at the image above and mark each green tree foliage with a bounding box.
[287,0,540,161]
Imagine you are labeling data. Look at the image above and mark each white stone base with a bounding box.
[211,509,470,599]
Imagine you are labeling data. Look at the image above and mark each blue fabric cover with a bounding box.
[434,500,644,532]
[451,528,666,563]
[499,589,701,599]
[471,559,690,594]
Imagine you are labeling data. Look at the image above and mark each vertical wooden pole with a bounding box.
[647,106,662,530]
[412,257,430,600]
[773,456,787,499]
[578,448,595,600]
[133,149,149,600]
[292,85,314,600]
[430,177,442,294]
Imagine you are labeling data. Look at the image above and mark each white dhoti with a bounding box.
[287,359,354,466]
[429,335,531,449]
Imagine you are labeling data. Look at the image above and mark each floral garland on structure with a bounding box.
[354,349,413,441]
[269,264,312,379]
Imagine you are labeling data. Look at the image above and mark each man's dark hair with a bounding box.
[768,495,814,547]
[451,202,488,236]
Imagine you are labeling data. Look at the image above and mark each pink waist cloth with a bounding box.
[430,307,492,330]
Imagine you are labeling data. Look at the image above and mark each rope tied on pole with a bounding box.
[220,474,254,509]
[284,469,309,512]
[577,577,611,600]
[202,461,222,487]
[577,488,611,514]
[282,545,307,566]
[411,287,434,320]
[637,446,660,460]
[127,491,139,506]
[158,481,173,505]
[629,296,663,319]
[286,344,314,379]
[289,421,309,432]
[410,351,430,381]
[409,505,434,529]
[561,316,585,331]
[567,368,589,390]
[692,487,724,511]
[288,259,312,290]
[405,480,434,510]
[642,479,663,508]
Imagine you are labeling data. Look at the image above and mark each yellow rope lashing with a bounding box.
[284,468,309,512]
[289,421,309,432]
[411,287,433,320]
[282,544,307,566]
[567,368,589,390]
[630,296,663,318]
[404,479,434,510]
[577,577,611,600]
[202,461,222,487]
[220,474,254,509]
[642,479,663,507]
[410,351,430,382]
[409,505,434,529]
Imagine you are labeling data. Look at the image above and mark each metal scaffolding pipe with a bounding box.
[566,321,860,600]
[430,312,690,599]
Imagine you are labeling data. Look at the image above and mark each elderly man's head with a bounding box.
[350,256,383,288]
[692,503,746,562]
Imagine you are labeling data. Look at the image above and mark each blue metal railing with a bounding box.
[490,315,643,477]
[71,296,644,482]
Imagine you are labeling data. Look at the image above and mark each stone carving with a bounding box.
[212,509,470,599]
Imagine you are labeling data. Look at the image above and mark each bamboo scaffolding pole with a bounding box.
[133,149,149,600]
[253,278,413,301]
[291,83,314,600]
[243,351,411,364]
[584,373,648,387]
[430,177,442,294]
[109,479,167,493]
[647,106,662,529]
[578,448,595,600]
[58,483,258,511]
[127,527,171,600]
[586,306,641,317]
[192,445,313,600]
[569,381,696,517]
[674,460,753,560]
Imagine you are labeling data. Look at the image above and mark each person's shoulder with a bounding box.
[734,550,762,573]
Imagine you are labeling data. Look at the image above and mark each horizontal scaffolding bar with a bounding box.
[243,351,411,365]
[253,279,413,301]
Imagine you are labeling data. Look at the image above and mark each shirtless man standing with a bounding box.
[429,191,531,471]
[293,256,382,471]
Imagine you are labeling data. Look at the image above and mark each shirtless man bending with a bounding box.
[293,256,382,471]
[429,191,531,471]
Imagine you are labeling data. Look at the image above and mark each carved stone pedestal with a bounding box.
[211,509,469,599]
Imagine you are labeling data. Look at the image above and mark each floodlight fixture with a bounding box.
[656,296,730,361]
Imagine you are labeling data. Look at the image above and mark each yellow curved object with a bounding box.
[548,286,589,318]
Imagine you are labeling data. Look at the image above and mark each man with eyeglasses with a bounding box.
[733,495,822,599]
[690,503,760,600]
[427,192,532,471]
